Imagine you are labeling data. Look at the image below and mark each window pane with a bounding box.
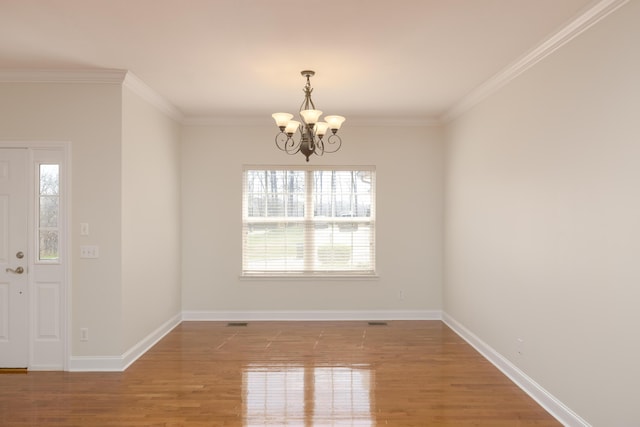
[314,223,373,271]
[244,222,305,272]
[314,170,372,218]
[247,170,305,218]
[39,196,59,227]
[38,163,61,263]
[40,164,59,195]
[39,230,59,261]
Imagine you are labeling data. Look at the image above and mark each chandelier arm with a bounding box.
[284,137,302,155]
[275,132,288,151]
[322,134,342,153]
[275,132,302,155]
[314,138,325,157]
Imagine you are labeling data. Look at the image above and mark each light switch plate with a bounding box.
[80,245,99,258]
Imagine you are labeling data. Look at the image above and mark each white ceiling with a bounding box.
[0,0,598,121]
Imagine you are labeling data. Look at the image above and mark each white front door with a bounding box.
[0,148,29,368]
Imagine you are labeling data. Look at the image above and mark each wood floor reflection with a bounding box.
[0,321,561,426]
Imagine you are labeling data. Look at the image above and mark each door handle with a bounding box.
[5,266,24,274]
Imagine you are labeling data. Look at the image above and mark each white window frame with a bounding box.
[242,165,376,278]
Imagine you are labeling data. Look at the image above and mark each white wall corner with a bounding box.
[441,312,591,427]
[121,313,182,371]
[122,71,184,122]
[67,313,182,372]
[440,0,630,122]
[182,310,442,322]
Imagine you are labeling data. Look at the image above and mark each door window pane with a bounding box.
[37,164,60,262]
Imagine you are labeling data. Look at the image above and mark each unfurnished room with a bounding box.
[0,0,638,426]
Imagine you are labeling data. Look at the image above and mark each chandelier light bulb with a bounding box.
[324,115,346,133]
[314,121,330,138]
[284,120,301,136]
[300,109,323,125]
[272,112,294,129]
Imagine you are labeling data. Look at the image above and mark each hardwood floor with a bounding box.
[0,321,561,426]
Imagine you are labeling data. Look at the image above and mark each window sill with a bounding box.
[239,274,380,281]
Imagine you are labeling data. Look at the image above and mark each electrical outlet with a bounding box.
[80,328,89,342]
[516,337,524,357]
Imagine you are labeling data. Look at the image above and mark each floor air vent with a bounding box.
[227,322,248,327]
[368,321,388,326]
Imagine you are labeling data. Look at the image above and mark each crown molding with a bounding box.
[0,68,183,122]
[346,116,442,127]
[182,115,442,127]
[0,68,127,83]
[441,0,630,123]
[182,115,270,126]
[122,71,184,121]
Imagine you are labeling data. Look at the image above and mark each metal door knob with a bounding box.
[5,266,24,274]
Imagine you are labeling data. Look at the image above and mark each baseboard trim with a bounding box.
[442,312,590,427]
[121,313,182,371]
[68,313,182,372]
[29,364,65,371]
[67,311,442,371]
[182,309,442,322]
[67,355,124,372]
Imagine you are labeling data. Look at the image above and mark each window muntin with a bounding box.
[242,167,375,276]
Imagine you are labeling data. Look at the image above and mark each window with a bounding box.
[242,166,375,276]
[37,164,60,263]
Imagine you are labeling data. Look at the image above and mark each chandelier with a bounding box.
[272,70,345,162]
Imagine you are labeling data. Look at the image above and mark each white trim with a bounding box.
[0,69,183,122]
[67,356,124,372]
[121,313,182,370]
[441,0,629,122]
[28,363,65,371]
[122,71,184,122]
[0,68,127,84]
[182,115,440,127]
[67,313,181,372]
[68,311,442,371]
[442,312,590,427]
[346,117,441,127]
[182,116,271,127]
[239,274,380,281]
[182,310,441,322]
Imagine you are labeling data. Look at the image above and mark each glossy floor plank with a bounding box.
[0,321,560,426]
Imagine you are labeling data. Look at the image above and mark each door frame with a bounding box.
[0,141,70,370]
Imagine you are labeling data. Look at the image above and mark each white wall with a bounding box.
[0,82,124,356]
[181,123,443,315]
[121,86,182,352]
[444,1,640,425]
